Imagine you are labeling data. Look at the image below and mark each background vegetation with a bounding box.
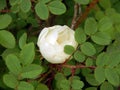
[0,0,120,90]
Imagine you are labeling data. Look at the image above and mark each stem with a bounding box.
[0,9,10,13]
[57,64,96,69]
[71,3,81,29]
[74,0,100,29]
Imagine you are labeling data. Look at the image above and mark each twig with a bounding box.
[71,3,80,29]
[38,69,52,82]
[58,64,96,69]
[74,0,100,29]
[0,9,10,13]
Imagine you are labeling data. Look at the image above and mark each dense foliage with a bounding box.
[0,0,120,90]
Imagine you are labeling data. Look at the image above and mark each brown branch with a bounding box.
[0,9,10,13]
[74,0,100,29]
[57,64,96,69]
[71,3,80,29]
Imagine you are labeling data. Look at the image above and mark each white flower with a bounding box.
[37,25,78,64]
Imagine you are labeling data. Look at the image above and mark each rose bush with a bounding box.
[37,25,78,64]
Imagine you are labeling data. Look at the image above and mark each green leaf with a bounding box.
[0,14,12,29]
[20,43,35,66]
[0,30,15,48]
[38,0,51,3]
[74,0,89,5]
[64,45,75,55]
[81,42,96,56]
[20,0,31,13]
[0,0,6,10]
[11,4,20,13]
[96,52,109,67]
[36,83,49,90]
[115,24,120,33]
[5,54,22,75]
[48,1,66,15]
[105,68,119,86]
[59,79,70,90]
[75,28,86,44]
[91,32,111,45]
[85,17,97,35]
[108,12,120,24]
[85,87,97,90]
[94,67,105,84]
[35,2,49,20]
[98,16,113,32]
[71,79,84,89]
[85,58,93,67]
[93,44,104,54]
[21,64,42,79]
[107,52,120,67]
[55,73,66,81]
[63,68,71,76]
[18,81,34,90]
[74,51,85,62]
[86,74,100,86]
[82,68,91,77]
[2,47,20,60]
[99,0,111,9]
[3,74,19,88]
[100,82,114,90]
[9,0,21,6]
[95,10,105,21]
[19,33,27,49]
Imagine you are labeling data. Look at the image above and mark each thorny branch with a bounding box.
[71,3,81,29]
[59,64,96,69]
[74,0,100,29]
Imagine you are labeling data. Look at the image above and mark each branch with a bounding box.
[71,3,81,29]
[74,0,100,29]
[0,9,10,13]
[57,64,96,69]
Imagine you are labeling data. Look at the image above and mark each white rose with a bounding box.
[37,25,78,64]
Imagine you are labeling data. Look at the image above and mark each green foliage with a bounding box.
[36,83,48,90]
[80,42,96,56]
[85,17,97,35]
[0,30,15,48]
[48,1,66,15]
[105,68,119,86]
[1,0,120,90]
[74,51,85,62]
[94,67,105,84]
[85,58,93,67]
[100,82,114,90]
[74,0,90,4]
[20,0,31,13]
[5,54,22,75]
[64,45,75,55]
[3,74,19,88]
[19,33,27,49]
[86,74,100,86]
[35,2,49,20]
[99,0,111,9]
[91,32,111,45]
[21,64,42,79]
[20,43,35,66]
[75,28,86,44]
[85,87,97,90]
[17,81,34,90]
[35,0,66,20]
[71,79,84,90]
[0,0,6,10]
[0,14,12,29]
